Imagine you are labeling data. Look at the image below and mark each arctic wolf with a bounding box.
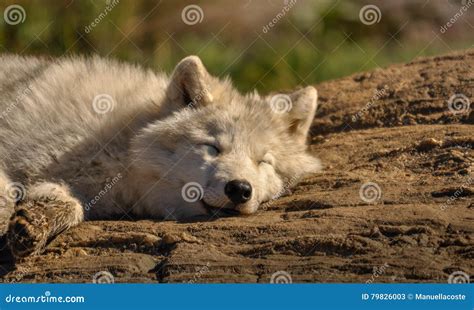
[0,54,321,258]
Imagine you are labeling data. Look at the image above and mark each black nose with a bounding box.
[225,179,252,204]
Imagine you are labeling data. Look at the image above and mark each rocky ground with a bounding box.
[0,49,473,283]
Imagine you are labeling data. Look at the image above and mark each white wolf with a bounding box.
[0,54,321,258]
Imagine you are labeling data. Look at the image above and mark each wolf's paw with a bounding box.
[6,207,49,259]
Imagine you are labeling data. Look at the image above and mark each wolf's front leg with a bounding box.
[6,182,83,259]
[0,170,15,234]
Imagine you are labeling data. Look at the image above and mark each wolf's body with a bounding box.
[0,54,321,258]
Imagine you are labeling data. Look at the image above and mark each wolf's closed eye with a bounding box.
[202,144,220,156]
[258,153,275,166]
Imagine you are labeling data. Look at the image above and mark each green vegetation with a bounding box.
[1,0,471,92]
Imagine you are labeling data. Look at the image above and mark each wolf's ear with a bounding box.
[286,86,318,144]
[167,55,213,108]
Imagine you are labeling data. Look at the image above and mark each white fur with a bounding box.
[0,54,321,222]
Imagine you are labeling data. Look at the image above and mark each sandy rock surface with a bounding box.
[1,49,473,283]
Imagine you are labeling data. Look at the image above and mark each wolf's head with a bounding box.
[130,56,321,219]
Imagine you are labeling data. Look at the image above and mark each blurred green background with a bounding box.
[0,0,472,93]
